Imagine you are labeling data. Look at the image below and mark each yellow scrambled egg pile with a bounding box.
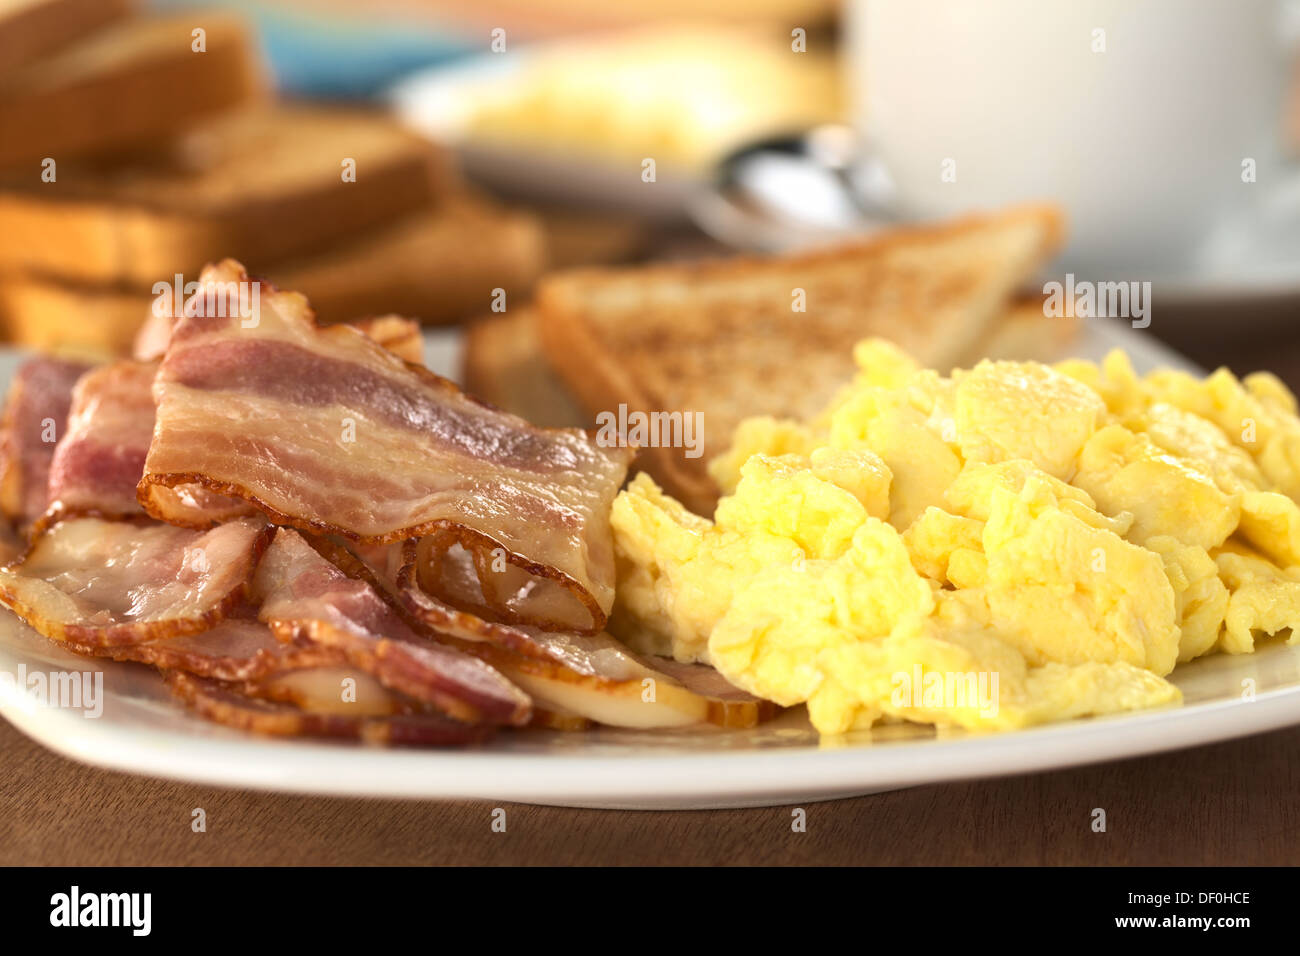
[610,341,1300,733]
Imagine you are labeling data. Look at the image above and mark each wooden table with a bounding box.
[3,315,1299,867]
[2,716,1296,865]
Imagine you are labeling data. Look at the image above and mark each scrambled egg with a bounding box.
[609,340,1300,734]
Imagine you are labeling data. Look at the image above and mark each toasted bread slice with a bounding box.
[349,315,425,365]
[0,9,265,170]
[968,294,1079,364]
[0,277,146,355]
[0,104,454,284]
[0,0,133,81]
[464,294,1079,428]
[535,205,1064,513]
[463,308,591,428]
[0,196,545,353]
[529,205,649,269]
[263,194,544,326]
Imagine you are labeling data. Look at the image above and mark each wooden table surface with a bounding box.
[3,716,1296,866]
[3,311,1298,867]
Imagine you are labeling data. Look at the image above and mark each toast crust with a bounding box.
[462,309,590,429]
[0,105,455,284]
[0,198,545,353]
[267,195,544,325]
[535,291,721,511]
[0,11,265,170]
[0,0,133,82]
[476,293,1078,423]
[541,203,1063,299]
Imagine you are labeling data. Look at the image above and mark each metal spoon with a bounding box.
[689,124,899,252]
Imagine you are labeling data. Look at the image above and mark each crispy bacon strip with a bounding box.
[138,260,631,632]
[44,361,155,523]
[388,539,567,660]
[85,321,418,529]
[135,308,426,366]
[349,315,424,364]
[0,357,93,528]
[0,521,22,566]
[448,628,777,729]
[530,707,594,731]
[132,306,175,364]
[165,671,492,746]
[414,529,603,632]
[450,630,774,730]
[648,657,779,729]
[252,528,531,726]
[62,614,342,682]
[245,666,409,715]
[382,541,773,729]
[0,516,269,646]
[41,359,248,532]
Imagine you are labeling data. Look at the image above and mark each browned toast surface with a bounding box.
[463,295,1079,443]
[0,104,453,283]
[535,205,1064,512]
[265,194,544,326]
[0,0,133,81]
[973,294,1079,364]
[463,308,590,428]
[0,10,265,169]
[0,196,545,353]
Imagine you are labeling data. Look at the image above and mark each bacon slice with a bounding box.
[246,666,409,716]
[530,707,594,731]
[132,306,175,364]
[0,357,93,528]
[414,529,603,633]
[0,521,22,566]
[349,315,424,364]
[41,359,248,532]
[135,308,426,366]
[388,539,569,660]
[44,361,155,524]
[647,657,779,729]
[138,260,631,632]
[0,516,269,646]
[451,629,777,730]
[379,541,773,729]
[252,528,531,726]
[62,615,342,682]
[165,671,492,746]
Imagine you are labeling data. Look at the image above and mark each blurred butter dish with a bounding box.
[389,25,842,217]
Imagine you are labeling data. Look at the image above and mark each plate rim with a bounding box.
[3,676,1299,807]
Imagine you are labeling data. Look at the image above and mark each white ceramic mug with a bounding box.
[848,0,1298,277]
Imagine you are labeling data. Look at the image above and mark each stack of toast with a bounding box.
[0,0,544,355]
[465,205,1072,514]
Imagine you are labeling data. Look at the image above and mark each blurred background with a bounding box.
[0,0,1297,369]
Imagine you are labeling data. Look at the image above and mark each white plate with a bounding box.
[4,323,1300,810]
